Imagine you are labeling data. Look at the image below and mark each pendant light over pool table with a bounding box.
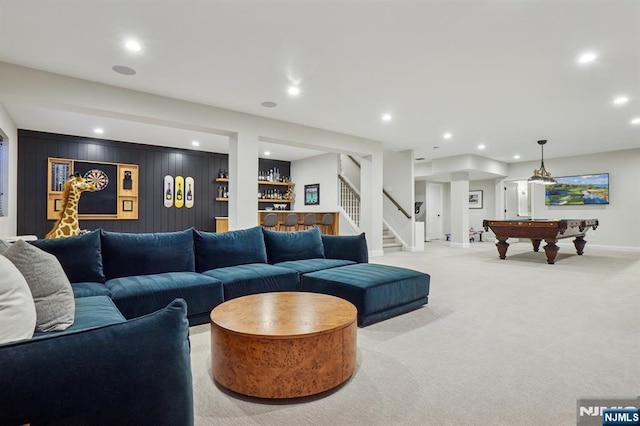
[528,139,557,185]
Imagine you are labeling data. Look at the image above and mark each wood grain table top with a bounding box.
[210,292,357,339]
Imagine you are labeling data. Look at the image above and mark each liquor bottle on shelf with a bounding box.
[217,186,223,199]
[176,182,183,201]
[186,184,193,201]
[165,182,172,200]
[224,170,229,179]
[217,169,223,179]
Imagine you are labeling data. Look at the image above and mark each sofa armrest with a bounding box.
[0,299,193,426]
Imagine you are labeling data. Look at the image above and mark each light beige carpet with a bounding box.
[188,240,639,425]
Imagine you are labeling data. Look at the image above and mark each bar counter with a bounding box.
[215,211,339,235]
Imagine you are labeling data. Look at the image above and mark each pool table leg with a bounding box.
[543,239,559,264]
[573,236,587,255]
[495,238,509,259]
[531,239,542,252]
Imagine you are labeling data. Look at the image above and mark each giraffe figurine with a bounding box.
[46,173,96,239]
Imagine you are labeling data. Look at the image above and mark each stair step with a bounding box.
[383,242,403,253]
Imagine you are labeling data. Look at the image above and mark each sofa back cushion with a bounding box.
[321,232,369,263]
[263,227,325,264]
[30,230,105,283]
[101,229,195,280]
[193,227,267,272]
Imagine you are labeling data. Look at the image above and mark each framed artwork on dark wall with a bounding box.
[304,184,320,205]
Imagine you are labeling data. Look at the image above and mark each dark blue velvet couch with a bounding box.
[1,226,430,424]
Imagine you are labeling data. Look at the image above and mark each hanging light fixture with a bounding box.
[528,139,556,185]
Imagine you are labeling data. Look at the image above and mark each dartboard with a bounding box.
[83,169,109,191]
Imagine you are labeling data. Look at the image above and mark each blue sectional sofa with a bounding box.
[0,226,430,425]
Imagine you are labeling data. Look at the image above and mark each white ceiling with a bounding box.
[0,0,639,165]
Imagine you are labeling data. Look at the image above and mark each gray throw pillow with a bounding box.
[0,240,9,253]
[3,240,75,332]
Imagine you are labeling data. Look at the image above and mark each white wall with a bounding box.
[340,154,361,190]
[291,153,339,212]
[506,148,640,249]
[0,102,17,237]
[468,179,497,232]
[383,149,414,248]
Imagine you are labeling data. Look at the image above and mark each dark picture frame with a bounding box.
[304,183,320,205]
[469,190,483,209]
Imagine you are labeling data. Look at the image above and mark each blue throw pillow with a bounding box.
[100,229,195,280]
[321,233,369,263]
[263,227,325,264]
[193,227,268,272]
[30,230,106,283]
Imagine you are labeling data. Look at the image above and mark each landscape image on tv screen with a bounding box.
[545,173,609,205]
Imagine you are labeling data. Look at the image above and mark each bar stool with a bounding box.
[261,213,278,230]
[317,213,334,234]
[281,213,298,231]
[298,213,316,230]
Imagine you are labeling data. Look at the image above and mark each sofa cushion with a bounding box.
[301,263,430,326]
[0,255,37,344]
[274,258,356,275]
[106,272,223,323]
[29,230,105,283]
[33,295,125,338]
[3,240,75,332]
[0,299,193,426]
[263,227,325,264]
[71,282,112,298]
[193,226,268,271]
[202,263,299,300]
[321,233,369,263]
[101,229,195,279]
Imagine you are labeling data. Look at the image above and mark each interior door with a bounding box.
[427,183,443,240]
[504,181,519,219]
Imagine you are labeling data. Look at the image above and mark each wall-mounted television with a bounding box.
[545,173,609,206]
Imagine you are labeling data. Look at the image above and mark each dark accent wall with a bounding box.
[17,130,229,237]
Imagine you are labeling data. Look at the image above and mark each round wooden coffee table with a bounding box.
[210,292,357,399]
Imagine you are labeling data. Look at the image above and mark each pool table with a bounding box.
[482,219,599,264]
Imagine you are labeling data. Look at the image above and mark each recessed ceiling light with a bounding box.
[264,151,271,156]
[192,141,200,147]
[288,86,300,96]
[124,39,142,52]
[443,133,452,140]
[613,96,629,105]
[513,155,521,159]
[261,101,277,108]
[477,144,485,150]
[93,128,104,134]
[630,117,640,125]
[381,113,392,122]
[112,65,136,76]
[577,51,597,64]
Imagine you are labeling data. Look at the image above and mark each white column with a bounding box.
[228,132,258,230]
[360,150,383,256]
[450,171,470,248]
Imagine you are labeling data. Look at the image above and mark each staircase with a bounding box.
[383,226,402,254]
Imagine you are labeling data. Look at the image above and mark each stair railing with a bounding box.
[338,174,360,227]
